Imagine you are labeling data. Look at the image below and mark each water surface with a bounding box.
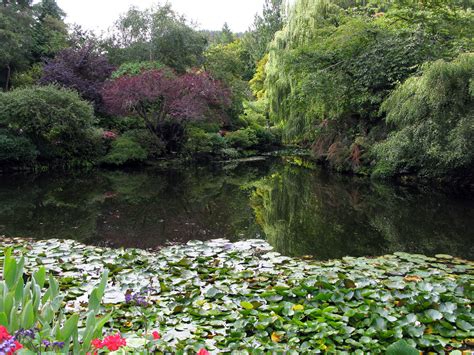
[1,158,472,260]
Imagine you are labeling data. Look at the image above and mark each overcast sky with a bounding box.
[54,0,266,33]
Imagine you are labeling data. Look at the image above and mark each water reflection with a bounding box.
[0,158,472,259]
[250,162,474,259]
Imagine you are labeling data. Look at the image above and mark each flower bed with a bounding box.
[0,237,473,353]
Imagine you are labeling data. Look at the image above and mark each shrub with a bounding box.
[10,63,44,89]
[225,128,258,149]
[122,129,165,159]
[0,85,100,164]
[183,127,225,156]
[220,147,241,159]
[0,130,38,164]
[111,61,164,79]
[372,53,474,179]
[102,136,148,165]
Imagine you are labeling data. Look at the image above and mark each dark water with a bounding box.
[0,157,473,260]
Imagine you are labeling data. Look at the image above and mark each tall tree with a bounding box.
[0,1,33,90]
[243,0,284,63]
[218,22,235,45]
[32,0,68,60]
[105,4,207,72]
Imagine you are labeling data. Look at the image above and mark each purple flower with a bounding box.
[15,328,36,339]
[0,337,16,353]
[53,341,65,349]
[125,291,150,307]
[42,340,51,349]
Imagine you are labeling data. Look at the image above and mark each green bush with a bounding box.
[98,115,145,133]
[183,127,226,156]
[225,128,258,149]
[102,136,148,165]
[10,63,44,89]
[0,85,100,164]
[220,147,241,159]
[122,129,165,159]
[372,53,474,179]
[0,130,38,164]
[111,61,164,78]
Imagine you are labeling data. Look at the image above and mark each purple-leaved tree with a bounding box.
[40,42,115,114]
[102,69,231,150]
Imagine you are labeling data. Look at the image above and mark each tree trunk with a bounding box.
[4,64,11,91]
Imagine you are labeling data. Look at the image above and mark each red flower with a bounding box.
[197,349,210,355]
[152,331,161,340]
[102,334,126,351]
[9,341,23,354]
[91,338,104,349]
[0,325,11,342]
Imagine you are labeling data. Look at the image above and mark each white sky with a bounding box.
[54,0,266,33]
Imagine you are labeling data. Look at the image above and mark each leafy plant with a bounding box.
[372,53,474,179]
[102,136,148,166]
[0,248,111,353]
[0,85,101,165]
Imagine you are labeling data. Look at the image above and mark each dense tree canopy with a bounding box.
[372,53,474,179]
[104,4,207,72]
[265,0,473,175]
[40,42,115,113]
[102,69,231,140]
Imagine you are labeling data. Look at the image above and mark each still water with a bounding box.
[0,157,473,260]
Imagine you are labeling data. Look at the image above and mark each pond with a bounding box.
[0,157,473,260]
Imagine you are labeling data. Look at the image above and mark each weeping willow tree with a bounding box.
[265,0,473,174]
[372,53,474,179]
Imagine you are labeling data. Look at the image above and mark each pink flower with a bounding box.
[197,349,210,355]
[91,339,104,349]
[102,334,126,351]
[102,130,118,140]
[152,331,161,340]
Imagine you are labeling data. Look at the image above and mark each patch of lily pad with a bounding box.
[1,237,473,353]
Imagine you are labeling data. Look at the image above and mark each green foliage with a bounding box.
[102,136,148,165]
[243,0,284,64]
[226,128,259,149]
[0,85,101,165]
[386,340,419,355]
[0,248,111,353]
[10,63,43,89]
[183,127,225,157]
[31,0,68,61]
[249,54,268,99]
[2,238,473,353]
[372,53,474,178]
[105,3,207,72]
[0,3,34,89]
[111,61,164,78]
[265,0,473,178]
[122,129,165,159]
[0,130,37,164]
[204,40,253,121]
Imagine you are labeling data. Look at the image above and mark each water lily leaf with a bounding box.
[456,319,473,331]
[240,301,254,310]
[424,309,443,323]
[386,340,419,355]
